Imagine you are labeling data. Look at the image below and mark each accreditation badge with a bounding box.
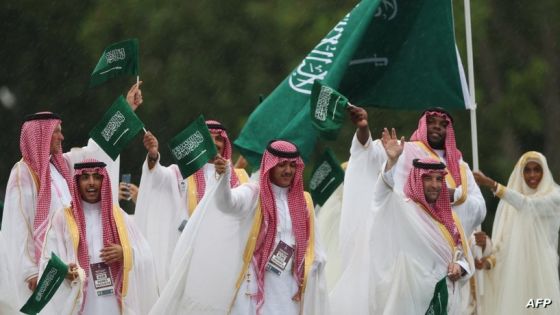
[90,262,115,296]
[265,240,294,276]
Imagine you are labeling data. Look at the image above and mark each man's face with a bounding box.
[269,160,297,188]
[211,132,225,156]
[523,161,543,189]
[426,115,448,150]
[78,171,103,203]
[422,172,443,203]
[50,123,64,155]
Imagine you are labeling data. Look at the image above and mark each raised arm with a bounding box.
[214,156,258,216]
[373,128,405,203]
[347,104,371,146]
[474,170,560,215]
[143,131,160,170]
[381,127,405,172]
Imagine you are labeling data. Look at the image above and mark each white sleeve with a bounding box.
[214,163,258,217]
[500,187,560,216]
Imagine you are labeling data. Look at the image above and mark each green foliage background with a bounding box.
[2,0,559,233]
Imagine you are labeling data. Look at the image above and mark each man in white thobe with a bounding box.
[150,140,328,315]
[40,159,158,314]
[1,84,142,306]
[134,120,248,289]
[342,106,486,314]
[331,128,473,314]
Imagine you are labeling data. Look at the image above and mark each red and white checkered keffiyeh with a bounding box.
[253,140,309,312]
[20,112,72,262]
[193,120,240,201]
[71,159,124,308]
[410,110,463,187]
[404,158,461,245]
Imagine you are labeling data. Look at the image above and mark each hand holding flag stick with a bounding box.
[126,81,143,111]
[124,80,148,133]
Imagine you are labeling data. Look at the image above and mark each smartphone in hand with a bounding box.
[121,173,131,200]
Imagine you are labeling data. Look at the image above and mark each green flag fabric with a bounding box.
[168,115,218,178]
[310,81,349,140]
[90,38,139,87]
[235,0,469,167]
[339,0,470,110]
[89,95,145,160]
[308,148,344,207]
[20,253,68,315]
[425,277,449,315]
[234,0,381,167]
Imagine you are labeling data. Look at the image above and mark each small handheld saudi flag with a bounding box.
[20,253,68,315]
[89,95,145,160]
[168,115,218,178]
[308,148,344,206]
[425,277,449,315]
[310,81,349,140]
[90,38,139,87]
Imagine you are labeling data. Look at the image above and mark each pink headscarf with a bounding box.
[71,159,124,309]
[20,112,72,262]
[253,140,309,312]
[193,120,240,201]
[410,109,463,187]
[404,158,461,245]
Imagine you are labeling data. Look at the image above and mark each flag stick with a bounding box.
[464,0,484,311]
[464,0,478,172]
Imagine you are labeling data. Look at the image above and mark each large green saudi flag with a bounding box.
[234,0,469,167]
[90,39,139,87]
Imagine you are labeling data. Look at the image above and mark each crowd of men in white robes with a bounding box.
[1,85,559,314]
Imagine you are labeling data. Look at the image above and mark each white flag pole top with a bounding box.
[464,0,479,172]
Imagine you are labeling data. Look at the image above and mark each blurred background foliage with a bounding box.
[1,0,559,233]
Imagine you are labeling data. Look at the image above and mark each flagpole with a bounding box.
[464,0,478,172]
[464,0,484,310]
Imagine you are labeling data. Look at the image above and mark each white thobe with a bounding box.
[39,202,159,315]
[230,184,299,315]
[82,202,120,315]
